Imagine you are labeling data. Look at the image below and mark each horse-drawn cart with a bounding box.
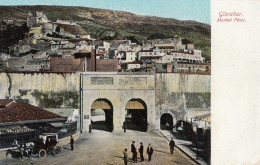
[29,133,63,158]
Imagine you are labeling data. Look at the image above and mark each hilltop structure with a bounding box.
[27,11,49,28]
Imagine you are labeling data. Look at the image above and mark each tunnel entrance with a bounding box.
[125,99,147,132]
[91,99,113,132]
[160,113,173,130]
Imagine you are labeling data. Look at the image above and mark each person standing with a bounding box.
[146,143,153,161]
[70,135,74,151]
[139,142,144,162]
[169,138,175,154]
[123,121,127,133]
[134,148,137,163]
[123,148,128,165]
[46,138,50,153]
[89,124,92,133]
[19,143,24,161]
[131,141,137,163]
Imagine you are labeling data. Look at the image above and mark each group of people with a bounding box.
[123,138,175,164]
[12,139,32,161]
[123,141,153,164]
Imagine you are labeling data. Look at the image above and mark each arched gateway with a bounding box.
[91,99,113,132]
[125,99,147,132]
[160,113,173,130]
[81,72,156,133]
[159,112,176,130]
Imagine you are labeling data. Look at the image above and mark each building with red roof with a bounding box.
[0,99,67,148]
[0,100,65,125]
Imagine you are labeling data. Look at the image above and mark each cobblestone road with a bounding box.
[0,130,196,165]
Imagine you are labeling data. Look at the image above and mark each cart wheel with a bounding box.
[39,149,46,158]
[53,146,63,155]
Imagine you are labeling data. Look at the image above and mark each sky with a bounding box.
[0,0,210,24]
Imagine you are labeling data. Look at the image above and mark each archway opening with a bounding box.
[125,99,147,132]
[160,113,173,130]
[91,99,113,132]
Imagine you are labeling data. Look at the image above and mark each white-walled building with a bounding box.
[164,50,205,63]
[94,40,110,52]
[138,47,165,61]
[77,41,95,53]
[115,51,136,64]
[121,61,141,71]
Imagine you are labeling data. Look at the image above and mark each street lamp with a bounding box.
[192,123,199,160]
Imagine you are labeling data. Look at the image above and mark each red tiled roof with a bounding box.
[0,102,65,124]
[0,99,13,107]
[87,59,118,72]
[50,58,84,72]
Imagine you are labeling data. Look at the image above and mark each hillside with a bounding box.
[0,5,211,60]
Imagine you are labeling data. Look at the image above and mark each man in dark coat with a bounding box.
[131,141,137,163]
[139,142,144,162]
[169,138,175,154]
[70,135,74,151]
[123,121,127,133]
[146,143,153,161]
[45,138,50,152]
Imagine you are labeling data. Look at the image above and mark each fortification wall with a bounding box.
[0,72,80,108]
[0,72,211,126]
[155,73,211,122]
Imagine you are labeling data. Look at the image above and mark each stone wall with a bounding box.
[155,73,211,127]
[0,72,80,108]
[0,72,211,132]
